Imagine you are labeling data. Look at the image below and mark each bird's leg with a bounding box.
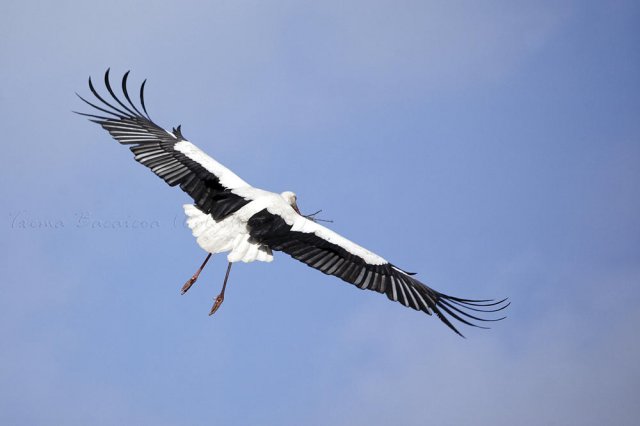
[209,262,232,316]
[181,253,212,295]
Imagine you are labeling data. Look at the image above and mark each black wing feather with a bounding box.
[248,208,509,337]
[76,70,250,221]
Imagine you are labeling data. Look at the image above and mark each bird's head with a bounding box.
[281,191,300,214]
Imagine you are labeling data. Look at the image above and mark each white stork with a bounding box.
[76,70,508,336]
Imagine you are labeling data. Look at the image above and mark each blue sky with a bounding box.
[1,1,639,424]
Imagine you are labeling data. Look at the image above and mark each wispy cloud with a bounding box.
[308,266,640,426]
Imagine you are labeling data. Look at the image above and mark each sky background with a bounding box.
[1,0,639,424]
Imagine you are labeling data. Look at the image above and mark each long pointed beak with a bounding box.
[293,203,301,215]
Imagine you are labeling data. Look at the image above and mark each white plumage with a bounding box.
[76,69,508,336]
[184,203,273,263]
[174,140,250,189]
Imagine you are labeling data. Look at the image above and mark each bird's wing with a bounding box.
[76,70,251,221]
[248,209,508,336]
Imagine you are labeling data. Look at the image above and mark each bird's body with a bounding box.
[77,70,508,336]
[184,190,386,266]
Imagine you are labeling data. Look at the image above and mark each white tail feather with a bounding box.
[183,204,273,263]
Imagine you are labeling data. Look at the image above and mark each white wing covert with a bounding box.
[247,209,509,336]
[76,69,251,221]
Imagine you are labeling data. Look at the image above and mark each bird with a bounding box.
[76,69,508,336]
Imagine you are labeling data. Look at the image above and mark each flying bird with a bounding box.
[76,70,508,336]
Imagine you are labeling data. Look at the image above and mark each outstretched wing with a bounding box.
[247,208,508,336]
[76,69,251,221]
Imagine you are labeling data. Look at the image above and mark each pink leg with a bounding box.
[209,262,233,316]
[181,253,212,295]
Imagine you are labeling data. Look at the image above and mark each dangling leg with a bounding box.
[181,253,212,295]
[209,262,233,316]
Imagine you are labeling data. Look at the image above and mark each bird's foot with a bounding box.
[209,294,225,316]
[181,275,198,295]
